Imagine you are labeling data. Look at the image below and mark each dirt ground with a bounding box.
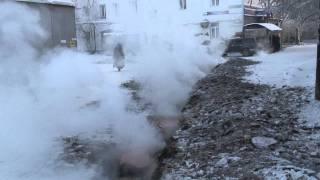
[160,58,320,180]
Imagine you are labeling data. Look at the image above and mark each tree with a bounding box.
[259,0,320,43]
[284,0,319,43]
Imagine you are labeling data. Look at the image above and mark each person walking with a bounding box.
[113,43,125,72]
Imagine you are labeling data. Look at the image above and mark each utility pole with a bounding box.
[316,0,320,100]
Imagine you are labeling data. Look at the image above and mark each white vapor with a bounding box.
[115,0,220,115]
[1,0,225,179]
[0,1,161,179]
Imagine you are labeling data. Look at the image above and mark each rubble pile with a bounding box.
[161,59,320,179]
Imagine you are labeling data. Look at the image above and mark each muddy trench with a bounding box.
[60,80,183,180]
[60,116,181,180]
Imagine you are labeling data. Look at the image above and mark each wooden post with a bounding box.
[316,23,320,100]
[316,0,320,100]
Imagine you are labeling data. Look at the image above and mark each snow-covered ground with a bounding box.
[246,47,320,179]
[300,97,320,128]
[212,45,320,179]
[94,55,135,86]
[246,44,317,88]
[246,44,320,129]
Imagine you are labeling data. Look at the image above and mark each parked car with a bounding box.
[222,38,257,57]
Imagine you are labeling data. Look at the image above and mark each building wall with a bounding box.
[180,0,244,41]
[50,5,76,47]
[17,1,76,49]
[76,0,143,53]
[75,0,244,52]
[76,0,108,52]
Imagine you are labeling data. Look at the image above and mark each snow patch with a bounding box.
[300,94,320,128]
[246,44,317,88]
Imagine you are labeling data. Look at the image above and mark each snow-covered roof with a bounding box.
[16,0,75,7]
[244,23,282,31]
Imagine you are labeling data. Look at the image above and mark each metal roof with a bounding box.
[16,0,75,7]
[244,23,282,31]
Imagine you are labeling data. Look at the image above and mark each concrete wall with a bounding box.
[18,2,76,49]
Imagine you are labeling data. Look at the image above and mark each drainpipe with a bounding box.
[316,0,320,100]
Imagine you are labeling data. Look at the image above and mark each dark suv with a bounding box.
[222,38,257,57]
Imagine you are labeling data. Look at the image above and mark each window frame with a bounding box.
[211,0,219,7]
[210,23,219,39]
[99,4,107,19]
[180,0,187,10]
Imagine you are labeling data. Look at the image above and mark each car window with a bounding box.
[243,39,255,44]
[230,39,242,46]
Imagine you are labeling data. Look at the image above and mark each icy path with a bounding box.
[96,56,135,86]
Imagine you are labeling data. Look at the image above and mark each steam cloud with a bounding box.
[0,1,220,179]
[0,2,160,179]
[116,0,220,115]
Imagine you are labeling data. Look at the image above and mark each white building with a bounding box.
[75,0,244,53]
[75,0,142,53]
[179,0,244,41]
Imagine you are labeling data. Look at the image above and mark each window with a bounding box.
[210,23,219,39]
[212,0,219,6]
[100,4,106,19]
[180,0,187,10]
